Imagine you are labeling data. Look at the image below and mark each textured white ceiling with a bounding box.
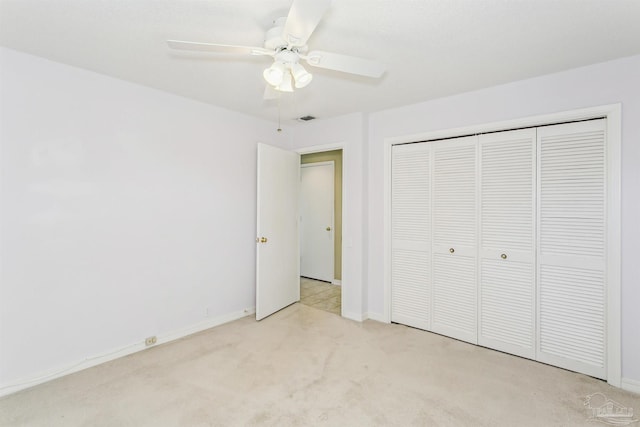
[2,0,640,123]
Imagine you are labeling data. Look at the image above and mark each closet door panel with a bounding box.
[480,260,534,352]
[537,119,607,379]
[478,129,536,359]
[431,137,477,344]
[391,143,431,330]
[432,253,477,341]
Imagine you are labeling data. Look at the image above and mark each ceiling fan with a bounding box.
[167,0,385,96]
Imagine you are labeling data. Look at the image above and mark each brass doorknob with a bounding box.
[326,226,332,231]
[260,237,268,243]
[449,248,455,254]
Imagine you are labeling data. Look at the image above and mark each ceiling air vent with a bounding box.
[297,115,316,122]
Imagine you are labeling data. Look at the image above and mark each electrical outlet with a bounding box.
[145,336,157,346]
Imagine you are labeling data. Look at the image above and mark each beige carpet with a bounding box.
[1,303,638,426]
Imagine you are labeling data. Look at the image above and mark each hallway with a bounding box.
[299,277,341,315]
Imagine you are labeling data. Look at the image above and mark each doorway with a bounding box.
[299,149,343,315]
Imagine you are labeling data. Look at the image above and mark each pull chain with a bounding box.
[277,92,282,132]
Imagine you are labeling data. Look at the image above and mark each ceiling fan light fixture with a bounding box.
[275,71,294,92]
[290,62,313,88]
[263,62,286,86]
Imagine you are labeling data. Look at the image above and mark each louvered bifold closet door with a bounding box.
[431,136,478,344]
[537,119,607,380]
[391,143,431,330]
[478,129,536,359]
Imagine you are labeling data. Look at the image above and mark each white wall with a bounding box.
[0,47,288,392]
[3,45,639,393]
[289,113,367,321]
[366,54,640,384]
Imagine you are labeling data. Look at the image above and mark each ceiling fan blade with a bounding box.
[167,40,273,56]
[304,51,386,78]
[282,0,332,47]
[263,85,279,100]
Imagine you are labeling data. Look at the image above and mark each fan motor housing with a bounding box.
[274,49,299,64]
[264,17,308,54]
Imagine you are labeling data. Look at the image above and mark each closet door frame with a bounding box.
[383,104,621,388]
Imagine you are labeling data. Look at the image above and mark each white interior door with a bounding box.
[430,136,478,345]
[391,143,431,331]
[478,128,536,359]
[256,143,300,321]
[536,119,607,379]
[300,162,334,282]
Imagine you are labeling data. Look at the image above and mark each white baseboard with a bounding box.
[0,307,255,398]
[621,377,640,394]
[332,279,342,286]
[365,312,387,323]
[343,312,387,323]
[162,307,255,343]
[342,311,366,322]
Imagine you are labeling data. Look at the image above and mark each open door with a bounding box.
[256,143,300,320]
